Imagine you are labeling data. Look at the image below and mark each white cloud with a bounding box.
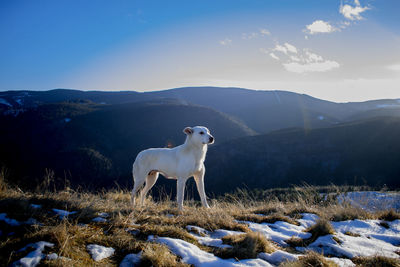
[219,38,232,46]
[339,1,369,20]
[284,43,297,54]
[260,48,280,61]
[304,51,323,63]
[277,47,339,73]
[242,32,258,40]
[386,64,400,71]
[290,55,301,62]
[273,43,297,54]
[283,60,340,73]
[260,28,271,36]
[270,52,280,61]
[305,20,337,34]
[274,44,288,54]
[269,42,338,73]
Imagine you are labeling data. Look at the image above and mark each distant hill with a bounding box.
[2,87,400,133]
[205,117,400,194]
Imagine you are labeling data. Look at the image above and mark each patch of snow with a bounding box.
[243,213,316,246]
[52,208,77,219]
[0,98,12,107]
[120,252,141,267]
[300,233,400,258]
[30,204,42,209]
[186,225,208,236]
[98,212,109,217]
[196,235,233,249]
[258,250,299,265]
[212,229,245,239]
[153,236,273,266]
[0,213,40,226]
[327,257,355,267]
[12,241,54,267]
[47,253,58,260]
[92,217,107,223]
[332,219,400,246]
[337,191,400,212]
[298,213,319,228]
[87,244,115,261]
[0,213,22,226]
[186,225,245,248]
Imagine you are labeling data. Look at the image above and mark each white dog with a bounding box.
[131,126,214,210]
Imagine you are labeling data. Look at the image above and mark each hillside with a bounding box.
[205,117,400,194]
[0,99,254,190]
[2,87,400,133]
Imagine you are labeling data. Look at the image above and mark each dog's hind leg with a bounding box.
[131,176,145,208]
[139,171,159,206]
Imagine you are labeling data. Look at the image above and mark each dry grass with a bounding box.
[306,219,335,241]
[344,231,361,237]
[233,213,300,226]
[286,219,335,247]
[379,209,400,222]
[325,203,373,222]
[141,243,190,267]
[1,183,399,266]
[215,232,275,259]
[352,255,400,267]
[280,251,339,267]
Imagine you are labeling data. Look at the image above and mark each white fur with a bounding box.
[131,126,214,210]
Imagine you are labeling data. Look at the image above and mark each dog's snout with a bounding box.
[209,136,214,143]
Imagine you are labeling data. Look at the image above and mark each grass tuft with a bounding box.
[141,243,190,267]
[280,251,339,267]
[378,210,400,222]
[344,231,361,237]
[215,232,275,259]
[287,219,335,247]
[352,255,400,267]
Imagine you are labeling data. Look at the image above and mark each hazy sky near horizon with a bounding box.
[0,0,399,102]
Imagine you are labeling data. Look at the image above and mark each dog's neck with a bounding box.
[182,137,208,158]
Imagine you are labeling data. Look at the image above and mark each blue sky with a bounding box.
[0,0,399,102]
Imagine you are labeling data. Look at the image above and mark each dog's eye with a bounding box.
[199,132,204,135]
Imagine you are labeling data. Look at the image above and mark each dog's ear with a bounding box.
[183,127,193,135]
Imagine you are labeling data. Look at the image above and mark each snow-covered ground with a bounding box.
[337,191,400,212]
[12,241,54,267]
[4,192,400,266]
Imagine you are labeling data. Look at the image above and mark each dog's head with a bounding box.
[183,126,214,145]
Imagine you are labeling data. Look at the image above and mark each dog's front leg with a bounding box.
[177,178,188,211]
[194,167,210,208]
